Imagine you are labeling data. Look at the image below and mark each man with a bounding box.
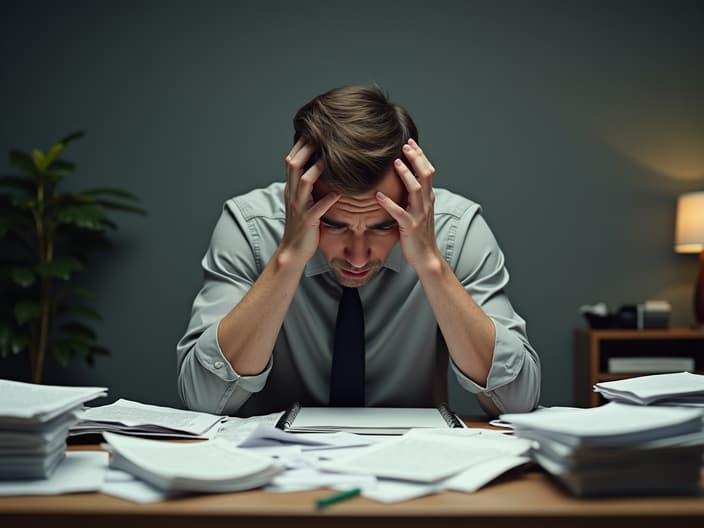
[177,85,540,417]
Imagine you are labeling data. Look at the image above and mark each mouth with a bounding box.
[339,268,370,279]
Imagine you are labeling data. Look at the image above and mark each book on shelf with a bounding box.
[607,356,695,374]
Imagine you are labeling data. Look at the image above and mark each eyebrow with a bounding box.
[321,216,398,230]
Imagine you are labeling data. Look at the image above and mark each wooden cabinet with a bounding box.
[574,328,704,407]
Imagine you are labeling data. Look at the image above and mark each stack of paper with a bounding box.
[71,398,224,439]
[0,379,107,479]
[501,403,704,497]
[594,371,704,406]
[102,432,282,493]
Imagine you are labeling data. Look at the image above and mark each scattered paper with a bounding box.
[0,451,108,495]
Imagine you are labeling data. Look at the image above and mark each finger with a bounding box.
[375,191,410,228]
[286,138,306,161]
[309,191,341,220]
[403,140,435,202]
[393,158,422,209]
[298,159,325,206]
[286,142,316,196]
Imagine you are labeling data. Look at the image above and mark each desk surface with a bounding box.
[1,425,703,528]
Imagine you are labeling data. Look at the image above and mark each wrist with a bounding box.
[413,250,447,280]
[274,244,311,274]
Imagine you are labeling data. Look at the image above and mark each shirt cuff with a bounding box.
[450,320,526,394]
[196,321,273,393]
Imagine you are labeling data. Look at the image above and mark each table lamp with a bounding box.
[675,191,704,326]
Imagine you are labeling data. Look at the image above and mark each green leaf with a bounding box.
[52,340,73,367]
[63,303,103,321]
[90,345,109,356]
[31,149,46,172]
[35,257,83,280]
[46,159,76,182]
[62,286,95,299]
[82,188,140,202]
[45,143,65,168]
[11,195,35,209]
[59,130,86,145]
[96,199,147,215]
[56,204,105,230]
[85,344,110,366]
[9,150,36,177]
[60,321,97,341]
[15,301,41,325]
[11,266,35,287]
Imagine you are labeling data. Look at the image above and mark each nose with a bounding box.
[344,232,370,268]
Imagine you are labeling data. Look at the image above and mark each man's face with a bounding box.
[313,166,406,288]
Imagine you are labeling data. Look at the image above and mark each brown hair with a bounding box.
[293,85,418,194]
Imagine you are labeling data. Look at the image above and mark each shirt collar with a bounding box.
[304,243,403,277]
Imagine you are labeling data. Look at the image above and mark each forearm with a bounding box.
[217,246,306,375]
[416,254,496,386]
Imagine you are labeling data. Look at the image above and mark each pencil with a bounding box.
[315,488,361,509]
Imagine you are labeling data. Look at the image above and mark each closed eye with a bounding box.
[370,221,397,231]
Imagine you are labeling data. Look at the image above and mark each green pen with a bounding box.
[315,488,362,510]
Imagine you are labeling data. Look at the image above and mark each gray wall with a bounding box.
[1,1,702,415]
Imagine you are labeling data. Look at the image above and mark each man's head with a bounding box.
[293,85,419,287]
[293,85,418,194]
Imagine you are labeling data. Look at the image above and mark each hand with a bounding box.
[376,139,442,272]
[280,140,340,264]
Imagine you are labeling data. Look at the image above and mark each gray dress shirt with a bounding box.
[176,182,540,417]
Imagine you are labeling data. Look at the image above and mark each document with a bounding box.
[0,379,107,479]
[72,398,224,439]
[593,371,704,405]
[277,404,464,434]
[0,451,108,495]
[501,402,703,447]
[317,429,530,482]
[103,432,282,493]
[0,379,107,425]
[501,403,704,497]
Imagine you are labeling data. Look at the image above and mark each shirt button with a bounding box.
[214,361,223,369]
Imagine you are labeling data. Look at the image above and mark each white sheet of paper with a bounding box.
[266,467,376,492]
[214,412,284,445]
[0,451,108,495]
[0,379,107,423]
[443,455,531,492]
[501,402,703,439]
[317,433,508,482]
[99,468,172,503]
[76,399,223,436]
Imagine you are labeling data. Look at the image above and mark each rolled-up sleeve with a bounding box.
[176,200,273,414]
[446,206,541,415]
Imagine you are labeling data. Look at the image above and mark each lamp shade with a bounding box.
[675,191,704,253]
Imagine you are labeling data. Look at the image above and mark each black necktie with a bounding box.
[329,287,365,406]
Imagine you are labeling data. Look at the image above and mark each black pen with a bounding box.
[315,488,361,510]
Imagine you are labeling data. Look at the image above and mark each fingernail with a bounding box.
[403,145,411,152]
[376,191,386,200]
[394,159,403,166]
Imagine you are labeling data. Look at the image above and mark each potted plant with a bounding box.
[0,131,145,383]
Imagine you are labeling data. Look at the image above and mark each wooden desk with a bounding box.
[2,428,703,528]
